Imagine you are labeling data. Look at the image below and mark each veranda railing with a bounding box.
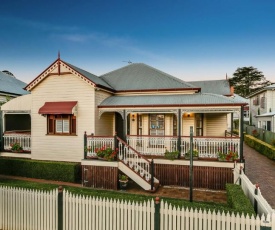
[3,131,31,152]
[117,137,154,184]
[127,135,240,158]
[127,135,178,156]
[85,133,114,158]
[181,136,240,158]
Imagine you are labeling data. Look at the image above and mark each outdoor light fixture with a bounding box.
[132,114,135,121]
[187,113,190,117]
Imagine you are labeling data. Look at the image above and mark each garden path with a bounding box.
[243,143,275,209]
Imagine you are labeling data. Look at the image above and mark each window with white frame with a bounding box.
[47,114,76,135]
[258,121,261,129]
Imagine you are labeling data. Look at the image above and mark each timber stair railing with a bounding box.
[116,136,160,192]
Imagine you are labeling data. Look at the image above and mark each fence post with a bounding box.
[239,166,242,186]
[189,126,194,202]
[154,197,160,230]
[114,132,118,149]
[151,159,155,191]
[58,186,63,230]
[84,131,87,159]
[177,109,182,154]
[0,111,3,151]
[254,184,259,214]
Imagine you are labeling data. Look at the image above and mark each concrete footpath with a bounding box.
[243,143,275,209]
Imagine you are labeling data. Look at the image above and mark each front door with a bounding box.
[115,112,124,140]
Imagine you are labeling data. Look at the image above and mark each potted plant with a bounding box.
[217,150,239,161]
[119,174,128,190]
[164,150,179,160]
[185,149,198,159]
[10,142,23,153]
[95,146,118,161]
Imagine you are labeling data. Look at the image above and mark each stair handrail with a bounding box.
[116,136,153,182]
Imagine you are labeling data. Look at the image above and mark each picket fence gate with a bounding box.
[0,186,274,230]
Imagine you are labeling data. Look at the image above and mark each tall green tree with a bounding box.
[229,66,270,97]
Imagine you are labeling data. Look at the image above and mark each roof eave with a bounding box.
[115,88,201,93]
[98,103,246,108]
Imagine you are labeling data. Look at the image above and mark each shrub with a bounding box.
[244,135,275,160]
[226,184,255,216]
[164,150,179,160]
[0,158,81,183]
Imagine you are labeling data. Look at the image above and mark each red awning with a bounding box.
[38,101,78,114]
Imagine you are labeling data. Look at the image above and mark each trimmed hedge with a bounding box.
[0,158,81,183]
[226,184,255,216]
[244,134,275,160]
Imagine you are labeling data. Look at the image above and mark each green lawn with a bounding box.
[0,178,233,213]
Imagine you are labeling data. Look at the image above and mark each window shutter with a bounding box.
[72,116,76,134]
[48,115,55,134]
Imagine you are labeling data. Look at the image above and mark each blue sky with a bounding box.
[1,0,275,84]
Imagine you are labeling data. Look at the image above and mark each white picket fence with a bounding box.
[0,186,275,230]
[233,163,275,216]
[0,186,58,230]
[160,201,274,230]
[63,191,154,230]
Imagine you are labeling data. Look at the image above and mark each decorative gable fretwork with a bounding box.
[181,108,240,113]
[26,62,58,91]
[26,60,96,91]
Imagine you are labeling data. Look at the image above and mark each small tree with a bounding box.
[229,66,270,97]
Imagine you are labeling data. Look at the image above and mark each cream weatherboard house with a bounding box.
[248,84,275,132]
[0,57,246,191]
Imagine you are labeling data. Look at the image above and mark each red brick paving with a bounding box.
[243,143,275,209]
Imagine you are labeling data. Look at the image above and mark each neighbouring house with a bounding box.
[188,80,250,129]
[0,71,29,151]
[0,70,28,104]
[0,57,246,191]
[232,94,250,127]
[248,84,275,131]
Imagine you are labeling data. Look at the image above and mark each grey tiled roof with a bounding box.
[247,84,275,98]
[0,71,28,95]
[188,80,231,95]
[64,62,114,90]
[99,63,197,91]
[233,94,249,103]
[99,93,246,107]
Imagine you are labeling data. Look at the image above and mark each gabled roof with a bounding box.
[0,71,28,96]
[99,93,246,108]
[247,84,275,98]
[25,58,114,91]
[232,94,249,104]
[99,63,199,92]
[64,62,113,90]
[188,80,232,96]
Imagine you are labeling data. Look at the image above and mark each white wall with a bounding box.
[31,72,95,162]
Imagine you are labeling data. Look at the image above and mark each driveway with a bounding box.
[243,143,275,209]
